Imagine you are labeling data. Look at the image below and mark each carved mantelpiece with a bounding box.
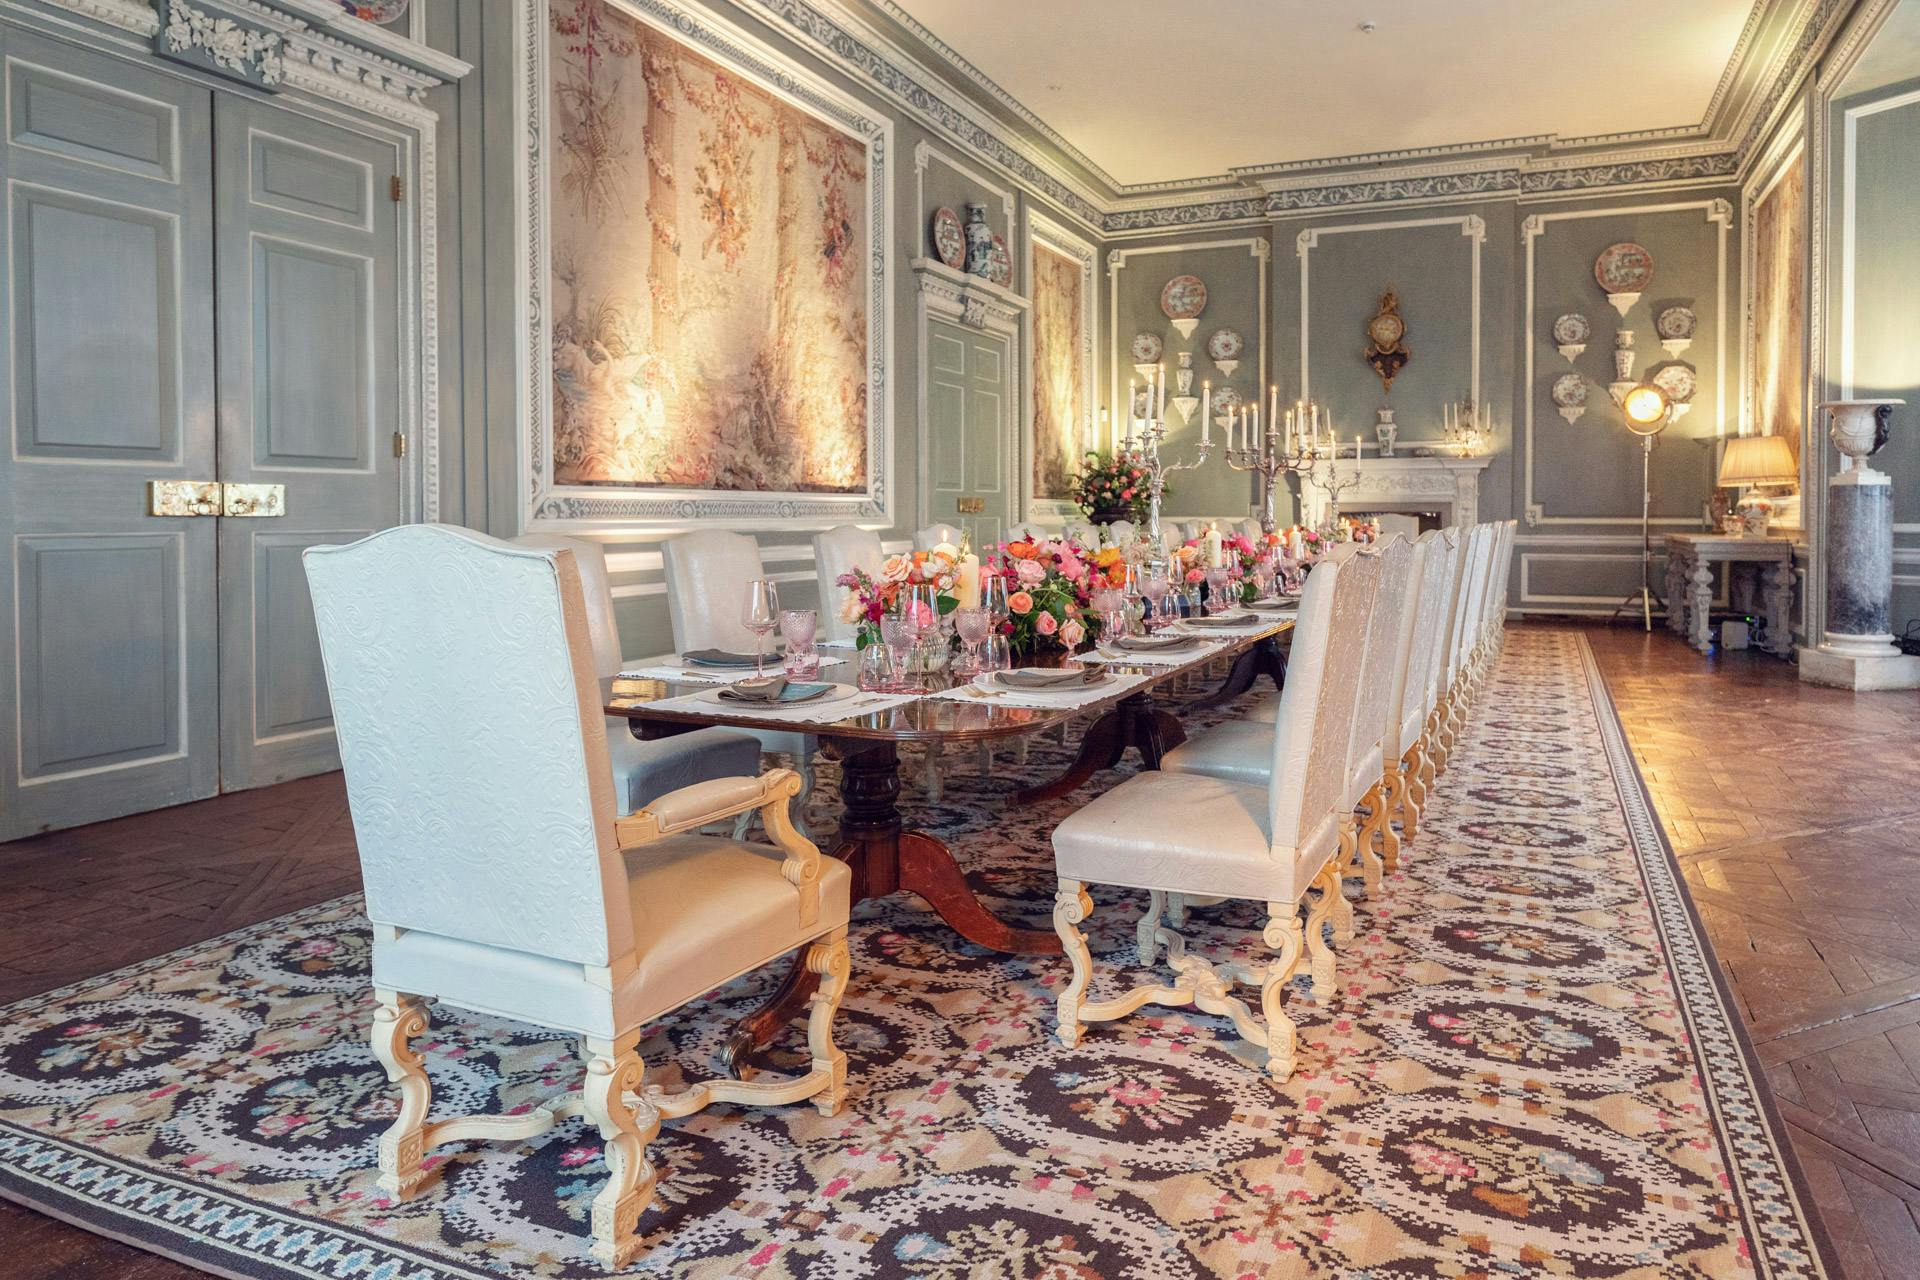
[1300,455,1493,529]
[910,256,1029,335]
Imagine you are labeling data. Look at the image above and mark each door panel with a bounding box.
[214,96,402,790]
[926,318,1010,550]
[0,34,217,840]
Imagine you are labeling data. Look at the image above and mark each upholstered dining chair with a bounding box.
[914,522,962,551]
[1393,529,1460,842]
[662,531,819,831]
[305,526,854,1270]
[812,524,885,645]
[1004,520,1050,546]
[1049,548,1376,1080]
[513,535,761,816]
[1435,523,1495,772]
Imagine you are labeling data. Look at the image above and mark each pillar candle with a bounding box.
[956,553,981,609]
[1156,363,1166,423]
[1206,524,1223,568]
[1355,436,1362,472]
[1201,380,1212,444]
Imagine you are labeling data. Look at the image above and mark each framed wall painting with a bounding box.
[518,0,893,530]
[1746,142,1808,450]
[1025,211,1095,518]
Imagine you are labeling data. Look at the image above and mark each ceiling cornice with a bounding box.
[747,0,1852,234]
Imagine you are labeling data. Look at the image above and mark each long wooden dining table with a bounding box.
[604,613,1293,1075]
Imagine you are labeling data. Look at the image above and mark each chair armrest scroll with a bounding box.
[615,769,822,928]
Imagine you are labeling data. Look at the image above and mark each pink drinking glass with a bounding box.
[780,608,818,678]
[952,606,989,676]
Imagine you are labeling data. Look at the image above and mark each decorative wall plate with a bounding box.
[1206,327,1243,361]
[340,0,410,20]
[930,206,965,269]
[1130,331,1164,364]
[1551,372,1588,424]
[1653,363,1697,404]
[986,233,1013,288]
[1161,275,1207,338]
[1211,384,1243,422]
[1656,305,1697,358]
[1551,313,1591,346]
[1594,243,1654,294]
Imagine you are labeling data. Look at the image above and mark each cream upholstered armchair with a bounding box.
[305,526,853,1270]
[813,525,885,646]
[512,534,761,815]
[662,531,819,830]
[1049,549,1377,1079]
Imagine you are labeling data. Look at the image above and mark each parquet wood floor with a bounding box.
[2,628,1915,1276]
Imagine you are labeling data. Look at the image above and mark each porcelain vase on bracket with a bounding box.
[1175,352,1194,396]
[961,202,993,278]
[1375,408,1398,457]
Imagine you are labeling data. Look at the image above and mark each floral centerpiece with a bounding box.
[1068,451,1158,524]
[836,546,959,648]
[993,535,1110,655]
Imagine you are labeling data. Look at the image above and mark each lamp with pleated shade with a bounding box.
[1716,433,1798,535]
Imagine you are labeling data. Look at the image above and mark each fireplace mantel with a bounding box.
[1300,455,1493,529]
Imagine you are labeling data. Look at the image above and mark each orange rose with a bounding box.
[1004,540,1039,560]
[1007,590,1035,614]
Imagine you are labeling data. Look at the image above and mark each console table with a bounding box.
[1663,533,1795,657]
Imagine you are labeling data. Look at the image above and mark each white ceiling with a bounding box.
[885,0,1758,187]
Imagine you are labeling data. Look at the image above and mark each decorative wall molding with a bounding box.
[911,257,1028,336]
[1023,211,1097,522]
[1295,213,1484,411]
[913,138,1015,238]
[1107,236,1270,440]
[1520,198,1732,528]
[515,0,895,532]
[153,0,282,89]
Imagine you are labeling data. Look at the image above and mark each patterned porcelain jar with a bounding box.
[962,202,994,278]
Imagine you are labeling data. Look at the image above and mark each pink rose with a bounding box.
[1121,488,1135,500]
[1185,567,1205,584]
[1058,555,1086,581]
[1008,590,1035,615]
[1015,558,1046,586]
[1035,612,1058,636]
[1061,619,1085,648]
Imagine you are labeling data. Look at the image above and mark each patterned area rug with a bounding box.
[0,631,1832,1279]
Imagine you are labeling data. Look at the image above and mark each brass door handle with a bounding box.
[148,481,286,517]
[956,496,985,514]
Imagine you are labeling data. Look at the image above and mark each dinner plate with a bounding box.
[1183,613,1258,628]
[977,670,1111,694]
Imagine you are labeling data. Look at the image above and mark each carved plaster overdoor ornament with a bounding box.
[1364,291,1410,396]
[912,256,1027,336]
[155,0,284,89]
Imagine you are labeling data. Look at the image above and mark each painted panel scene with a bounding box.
[1750,151,1807,452]
[1030,240,1084,499]
[547,0,869,492]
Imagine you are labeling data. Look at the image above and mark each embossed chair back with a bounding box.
[663,530,773,654]
[305,525,631,966]
[1345,536,1415,802]
[813,525,885,644]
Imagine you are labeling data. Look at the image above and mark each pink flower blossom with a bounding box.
[1061,619,1085,647]
[1185,567,1206,584]
[1057,555,1086,581]
[1007,590,1035,615]
[1035,612,1058,636]
[1014,558,1047,586]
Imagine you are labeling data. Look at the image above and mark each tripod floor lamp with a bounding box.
[1611,383,1674,631]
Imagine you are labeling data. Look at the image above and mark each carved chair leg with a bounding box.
[1166,892,1191,929]
[370,989,433,1199]
[1379,769,1406,872]
[1402,744,1428,841]
[1137,889,1167,966]
[1261,906,1305,1081]
[1335,811,1360,892]
[1354,783,1386,895]
[1304,868,1337,1001]
[924,742,945,804]
[804,926,851,1116]
[1053,879,1094,1049]
[579,1034,659,1271]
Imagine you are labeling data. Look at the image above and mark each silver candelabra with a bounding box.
[1225,422,1324,535]
[1306,443,1365,535]
[1120,414,1213,573]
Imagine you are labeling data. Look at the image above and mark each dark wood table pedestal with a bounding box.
[710,736,1060,1077]
[1185,634,1289,713]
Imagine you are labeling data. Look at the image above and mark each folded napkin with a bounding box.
[1111,634,1201,652]
[717,679,833,705]
[993,665,1105,690]
[683,647,781,668]
[1246,598,1299,612]
[1184,614,1258,629]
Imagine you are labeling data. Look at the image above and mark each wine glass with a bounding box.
[982,633,1012,673]
[742,579,779,677]
[879,611,915,693]
[1205,566,1229,615]
[953,606,989,676]
[1252,559,1275,601]
[1140,569,1170,633]
[780,608,818,678]
[981,571,1010,625]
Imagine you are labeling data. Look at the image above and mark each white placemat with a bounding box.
[642,684,920,723]
[619,656,848,684]
[930,670,1151,710]
[1091,638,1227,666]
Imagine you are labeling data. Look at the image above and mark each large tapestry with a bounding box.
[1030,241,1085,498]
[1749,150,1807,451]
[546,0,869,493]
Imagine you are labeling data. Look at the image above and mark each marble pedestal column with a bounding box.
[1800,466,1920,688]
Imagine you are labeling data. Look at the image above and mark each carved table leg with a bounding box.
[1763,559,1795,657]
[1689,559,1714,653]
[1185,637,1288,713]
[1665,554,1686,634]
[1013,695,1140,804]
[899,831,1061,954]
